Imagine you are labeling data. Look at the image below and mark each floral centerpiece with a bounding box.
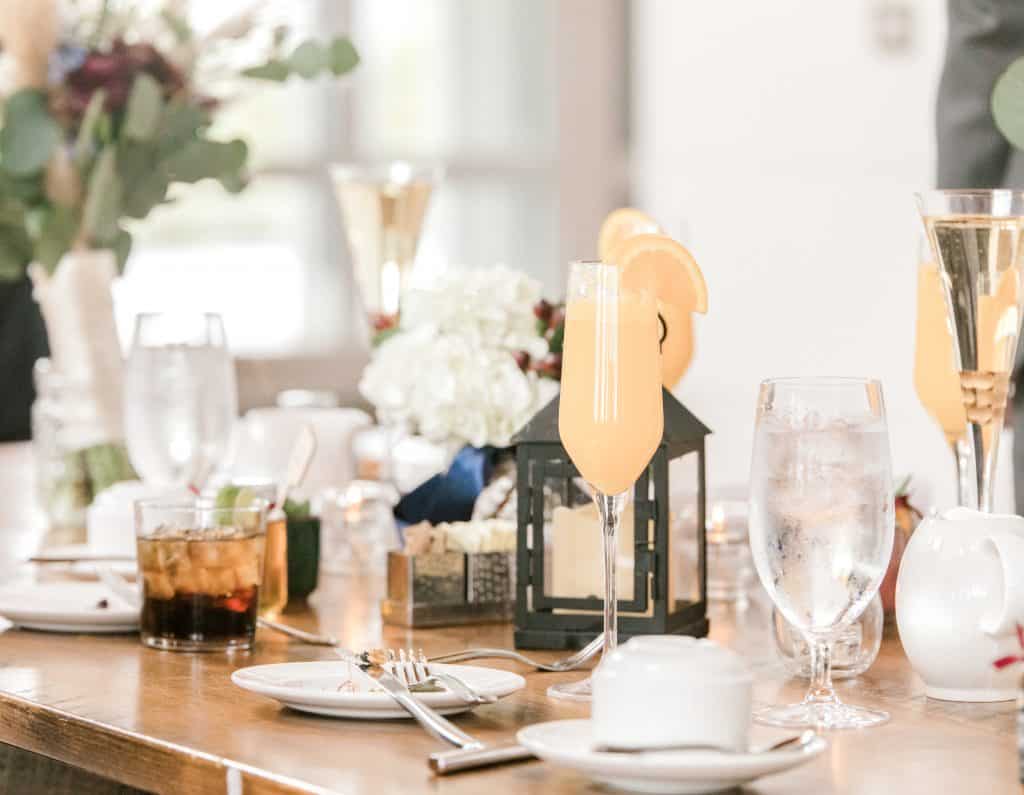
[0,1,358,527]
[359,265,562,523]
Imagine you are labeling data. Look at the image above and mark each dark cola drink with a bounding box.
[138,529,265,651]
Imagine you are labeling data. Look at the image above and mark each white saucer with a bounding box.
[0,581,139,633]
[516,719,826,795]
[232,660,525,719]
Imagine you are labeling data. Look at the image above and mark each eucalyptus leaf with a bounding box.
[164,138,248,185]
[993,56,1024,151]
[0,168,45,204]
[0,200,33,280]
[245,36,358,81]
[157,100,206,156]
[122,167,169,218]
[289,41,326,79]
[33,204,79,270]
[74,89,107,166]
[80,146,121,245]
[242,60,290,81]
[112,227,132,271]
[123,73,164,142]
[0,90,61,176]
[328,37,360,75]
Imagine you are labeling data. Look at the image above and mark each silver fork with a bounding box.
[427,632,603,672]
[393,649,497,705]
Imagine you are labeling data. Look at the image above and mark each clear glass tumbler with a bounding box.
[135,499,266,652]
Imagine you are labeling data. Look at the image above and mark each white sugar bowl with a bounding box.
[592,636,752,751]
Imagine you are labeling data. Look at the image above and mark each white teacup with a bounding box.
[592,636,752,751]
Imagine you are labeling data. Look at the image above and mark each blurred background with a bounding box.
[29,1,984,509]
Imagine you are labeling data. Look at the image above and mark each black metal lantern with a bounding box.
[513,389,710,650]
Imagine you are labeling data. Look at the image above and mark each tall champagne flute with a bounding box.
[749,378,894,728]
[552,260,663,702]
[913,235,973,506]
[916,190,1024,512]
[123,313,237,488]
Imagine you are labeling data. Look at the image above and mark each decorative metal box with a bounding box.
[382,550,515,627]
[513,390,709,650]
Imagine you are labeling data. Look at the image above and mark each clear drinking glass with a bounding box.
[135,499,267,652]
[123,313,237,488]
[551,260,663,702]
[916,190,1024,512]
[749,377,894,728]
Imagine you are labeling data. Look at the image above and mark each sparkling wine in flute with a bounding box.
[330,163,437,332]
[919,199,1024,512]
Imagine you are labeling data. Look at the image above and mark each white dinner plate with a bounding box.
[0,581,139,633]
[231,660,526,719]
[31,545,138,581]
[516,719,826,795]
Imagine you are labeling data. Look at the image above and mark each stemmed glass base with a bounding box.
[547,677,594,703]
[755,698,889,730]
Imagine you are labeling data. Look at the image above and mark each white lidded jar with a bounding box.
[592,635,752,751]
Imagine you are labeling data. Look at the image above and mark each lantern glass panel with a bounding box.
[536,457,641,603]
[671,451,705,607]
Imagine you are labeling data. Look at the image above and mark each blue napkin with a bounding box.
[395,446,496,526]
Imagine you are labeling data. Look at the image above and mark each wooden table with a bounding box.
[0,571,1018,795]
[0,443,1017,794]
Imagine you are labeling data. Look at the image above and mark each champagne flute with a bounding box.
[123,313,237,489]
[916,190,1024,512]
[551,261,664,702]
[749,377,894,729]
[913,234,973,506]
[329,161,440,335]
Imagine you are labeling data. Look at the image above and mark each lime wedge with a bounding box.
[232,486,261,532]
[215,484,241,512]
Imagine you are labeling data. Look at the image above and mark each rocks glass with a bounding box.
[135,499,267,651]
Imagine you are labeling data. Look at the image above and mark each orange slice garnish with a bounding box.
[612,234,707,388]
[597,208,662,263]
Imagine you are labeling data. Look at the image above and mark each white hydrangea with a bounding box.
[359,266,560,449]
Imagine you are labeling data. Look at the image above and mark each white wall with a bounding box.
[631,2,1011,508]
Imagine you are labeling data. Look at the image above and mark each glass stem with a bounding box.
[805,635,838,707]
[951,435,975,509]
[597,490,628,660]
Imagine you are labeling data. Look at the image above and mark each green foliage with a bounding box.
[122,73,164,142]
[993,57,1024,151]
[0,34,360,281]
[33,205,80,271]
[0,200,32,279]
[80,145,121,245]
[74,89,109,166]
[0,90,61,176]
[244,35,359,81]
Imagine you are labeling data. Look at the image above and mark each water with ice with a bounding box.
[749,417,894,636]
[124,344,237,486]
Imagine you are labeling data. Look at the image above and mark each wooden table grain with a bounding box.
[0,572,1017,795]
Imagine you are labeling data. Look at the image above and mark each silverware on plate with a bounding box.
[341,649,535,774]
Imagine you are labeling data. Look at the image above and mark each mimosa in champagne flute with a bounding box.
[551,261,663,702]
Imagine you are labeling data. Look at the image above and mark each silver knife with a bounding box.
[345,651,535,773]
[350,652,484,749]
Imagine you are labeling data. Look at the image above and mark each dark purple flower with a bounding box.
[65,39,184,118]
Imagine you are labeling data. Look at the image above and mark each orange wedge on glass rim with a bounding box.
[610,233,707,389]
[597,208,662,263]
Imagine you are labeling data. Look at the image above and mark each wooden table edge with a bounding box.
[0,687,336,795]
